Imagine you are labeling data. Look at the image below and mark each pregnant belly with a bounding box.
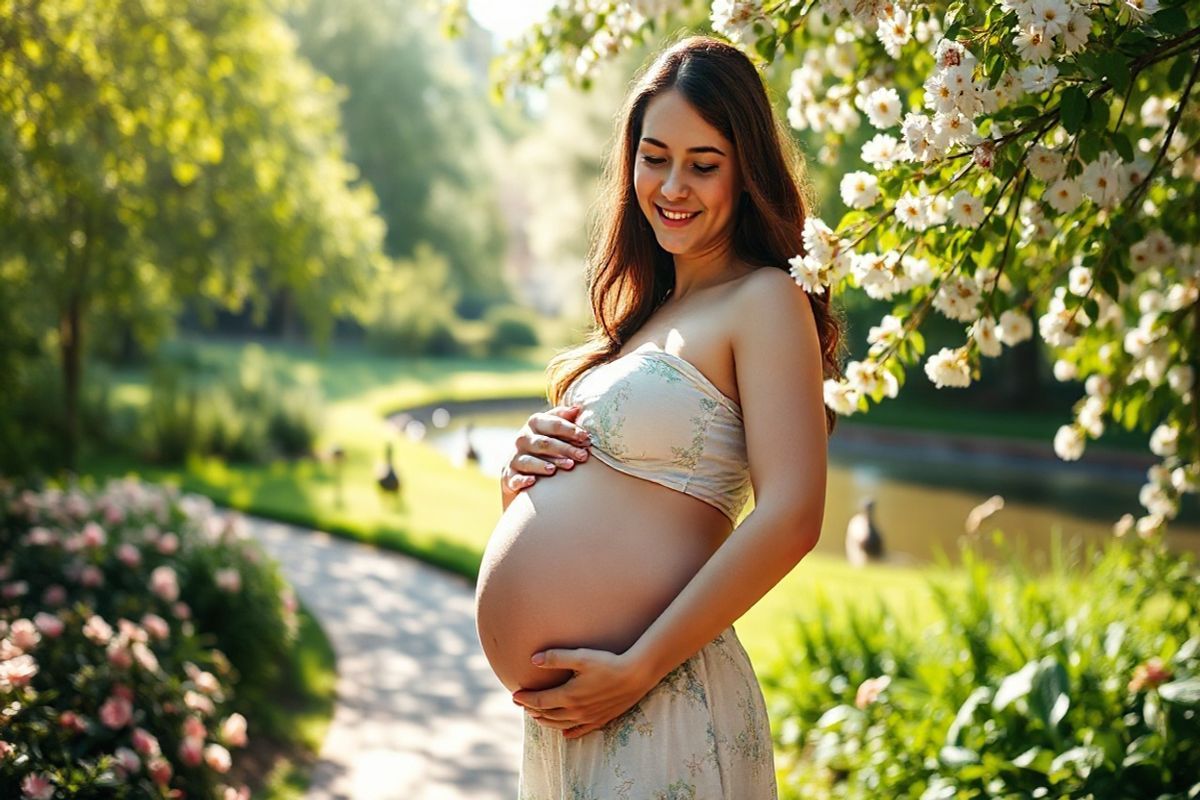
[474,458,731,693]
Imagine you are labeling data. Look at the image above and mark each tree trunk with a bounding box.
[60,294,83,471]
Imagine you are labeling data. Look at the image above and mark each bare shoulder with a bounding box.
[729,266,816,340]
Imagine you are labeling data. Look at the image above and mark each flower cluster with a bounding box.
[0,478,297,799]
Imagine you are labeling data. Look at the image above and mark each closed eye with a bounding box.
[640,155,718,174]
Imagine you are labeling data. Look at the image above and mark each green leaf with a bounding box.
[1151,5,1189,35]
[1088,94,1110,128]
[1078,130,1103,164]
[1096,51,1130,94]
[1110,130,1134,162]
[1061,87,1087,134]
[1168,52,1193,92]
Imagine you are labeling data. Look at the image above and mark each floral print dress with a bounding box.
[518,625,778,799]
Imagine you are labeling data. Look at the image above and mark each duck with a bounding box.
[464,422,480,464]
[377,443,401,500]
[845,497,885,567]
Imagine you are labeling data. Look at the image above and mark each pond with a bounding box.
[394,398,1200,570]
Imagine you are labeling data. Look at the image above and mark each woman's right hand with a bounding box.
[502,404,592,495]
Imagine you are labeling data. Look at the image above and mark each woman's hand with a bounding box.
[501,404,592,495]
[511,648,657,739]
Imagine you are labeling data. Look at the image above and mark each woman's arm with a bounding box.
[510,270,828,737]
[626,270,828,683]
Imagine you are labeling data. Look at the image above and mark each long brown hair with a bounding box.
[546,34,845,433]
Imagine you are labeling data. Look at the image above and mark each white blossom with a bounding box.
[924,346,972,388]
[861,133,902,168]
[1080,151,1129,208]
[948,190,984,227]
[824,378,860,415]
[998,309,1034,346]
[711,0,771,46]
[1124,0,1160,20]
[1167,365,1195,396]
[972,316,1003,357]
[894,192,929,231]
[934,275,982,322]
[1013,23,1054,62]
[1149,422,1178,457]
[1026,145,1066,182]
[864,87,903,129]
[1045,178,1083,214]
[1054,424,1085,460]
[840,171,881,208]
[1068,264,1093,296]
[1053,358,1077,382]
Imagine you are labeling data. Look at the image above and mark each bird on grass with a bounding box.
[464,422,480,464]
[377,443,401,503]
[845,497,886,567]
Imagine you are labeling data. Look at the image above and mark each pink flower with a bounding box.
[42,584,67,607]
[149,566,179,602]
[204,742,232,773]
[172,602,191,621]
[33,612,64,639]
[113,746,140,775]
[215,568,241,594]
[58,711,88,733]
[80,565,104,588]
[10,619,41,650]
[1,580,29,599]
[0,655,39,689]
[1129,658,1172,692]
[185,690,215,715]
[220,713,248,747]
[25,527,57,546]
[107,643,133,670]
[132,642,160,673]
[81,521,107,548]
[99,695,133,729]
[156,532,180,555]
[0,739,14,758]
[182,715,207,739]
[141,614,170,641]
[132,727,161,757]
[20,773,54,800]
[104,505,125,526]
[855,675,893,709]
[222,786,251,800]
[83,615,114,645]
[117,543,142,568]
[178,736,204,767]
[148,755,173,786]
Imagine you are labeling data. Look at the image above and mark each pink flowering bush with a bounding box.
[0,477,299,799]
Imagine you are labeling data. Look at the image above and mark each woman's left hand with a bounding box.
[511,648,657,739]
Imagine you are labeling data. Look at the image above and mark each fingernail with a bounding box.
[572,448,587,460]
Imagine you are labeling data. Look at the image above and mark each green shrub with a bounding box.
[136,345,323,465]
[484,304,541,356]
[765,533,1200,798]
[364,243,469,357]
[0,477,301,798]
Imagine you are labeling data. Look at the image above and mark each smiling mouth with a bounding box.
[655,204,701,224]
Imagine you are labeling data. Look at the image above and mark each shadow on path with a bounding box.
[244,516,522,800]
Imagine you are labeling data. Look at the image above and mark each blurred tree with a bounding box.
[285,0,510,318]
[0,0,388,468]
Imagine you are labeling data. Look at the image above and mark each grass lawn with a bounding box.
[87,336,1096,671]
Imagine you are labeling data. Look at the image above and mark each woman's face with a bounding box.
[634,89,743,257]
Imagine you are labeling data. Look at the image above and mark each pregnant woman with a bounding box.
[473,34,842,798]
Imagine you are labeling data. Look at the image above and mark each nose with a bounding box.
[661,164,690,201]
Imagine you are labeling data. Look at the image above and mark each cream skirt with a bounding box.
[518,624,778,799]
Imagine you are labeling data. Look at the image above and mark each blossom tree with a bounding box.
[476,0,1199,536]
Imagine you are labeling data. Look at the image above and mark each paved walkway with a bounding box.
[244,516,522,800]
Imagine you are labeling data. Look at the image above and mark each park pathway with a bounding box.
[243,515,523,800]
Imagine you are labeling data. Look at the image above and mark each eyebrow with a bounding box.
[640,137,726,157]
